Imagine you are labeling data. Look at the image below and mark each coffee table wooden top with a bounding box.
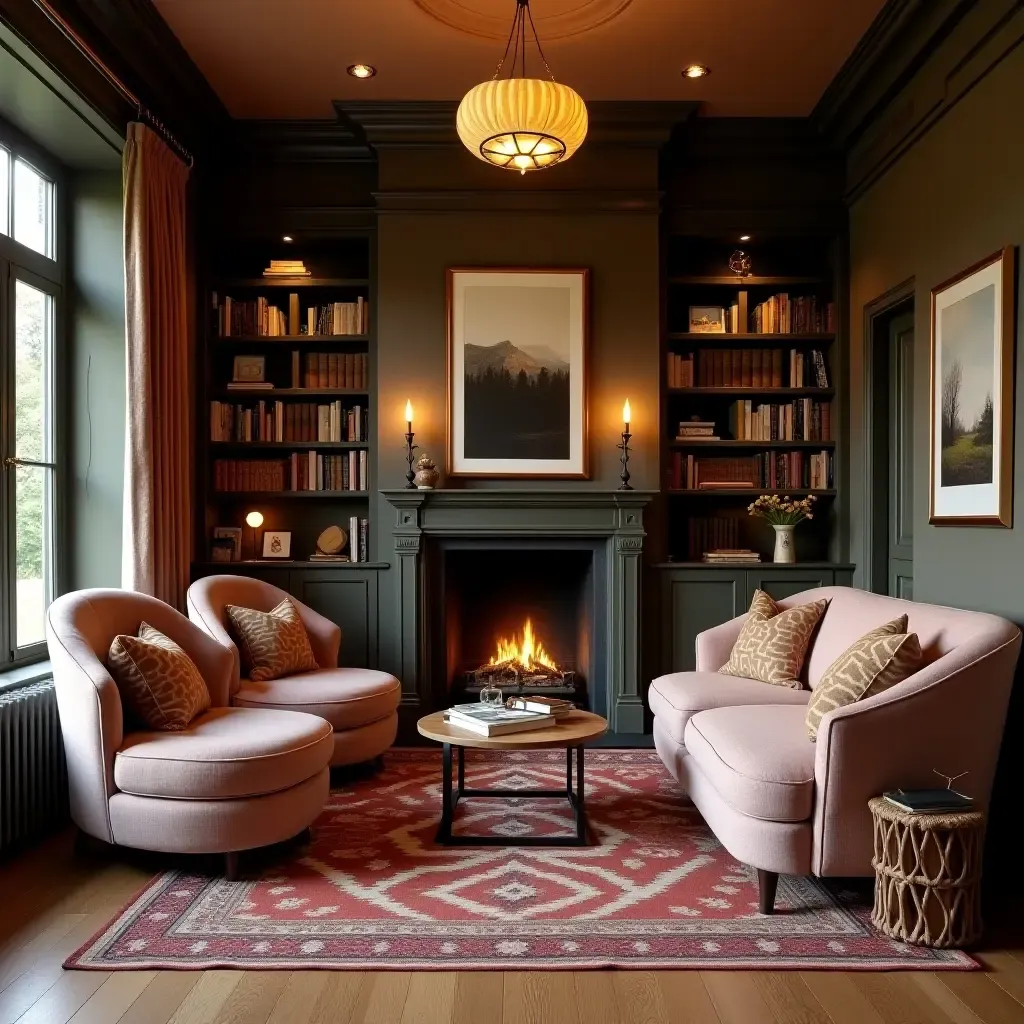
[417,710,608,750]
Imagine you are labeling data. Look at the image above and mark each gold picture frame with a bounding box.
[929,246,1017,527]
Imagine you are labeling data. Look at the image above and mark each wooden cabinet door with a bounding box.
[743,568,836,604]
[289,570,379,669]
[660,569,747,674]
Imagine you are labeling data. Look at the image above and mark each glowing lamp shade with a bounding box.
[245,510,264,529]
[457,78,588,174]
[622,399,631,426]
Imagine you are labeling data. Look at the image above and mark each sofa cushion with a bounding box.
[114,707,333,800]
[233,668,401,730]
[107,622,211,731]
[649,671,809,746]
[805,616,922,741]
[684,705,815,822]
[226,598,319,681]
[721,590,828,689]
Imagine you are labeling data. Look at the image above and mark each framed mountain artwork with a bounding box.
[447,268,589,478]
[929,246,1017,527]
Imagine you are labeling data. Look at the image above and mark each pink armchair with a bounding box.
[45,589,333,877]
[186,576,400,766]
[649,587,1021,913]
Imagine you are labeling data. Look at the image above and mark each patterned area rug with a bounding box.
[67,749,975,971]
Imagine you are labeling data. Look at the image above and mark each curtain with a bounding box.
[122,123,192,608]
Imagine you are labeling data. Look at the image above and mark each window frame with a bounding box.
[0,118,65,669]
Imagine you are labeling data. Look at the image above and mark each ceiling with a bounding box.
[151,0,885,119]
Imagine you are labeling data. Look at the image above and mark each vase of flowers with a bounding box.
[748,494,816,564]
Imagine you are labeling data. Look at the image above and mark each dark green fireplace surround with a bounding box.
[382,490,655,736]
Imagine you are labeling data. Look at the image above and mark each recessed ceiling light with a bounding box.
[347,64,376,79]
[282,235,294,243]
[739,235,751,242]
[683,64,710,79]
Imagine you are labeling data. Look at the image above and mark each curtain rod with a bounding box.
[31,0,194,167]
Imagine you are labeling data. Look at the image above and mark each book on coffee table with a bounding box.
[505,696,573,717]
[444,703,552,737]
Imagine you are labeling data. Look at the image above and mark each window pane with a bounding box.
[0,148,9,235]
[14,159,54,258]
[15,464,53,648]
[15,280,53,462]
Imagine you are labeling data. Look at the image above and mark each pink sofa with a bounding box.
[187,576,400,767]
[45,589,333,877]
[649,587,1021,913]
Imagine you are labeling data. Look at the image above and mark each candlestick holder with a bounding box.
[404,429,419,489]
[617,428,633,490]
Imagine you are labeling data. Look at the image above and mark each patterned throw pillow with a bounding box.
[805,615,921,741]
[225,598,319,682]
[107,622,211,731]
[721,589,828,689]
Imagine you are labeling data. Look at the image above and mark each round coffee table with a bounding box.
[417,710,608,847]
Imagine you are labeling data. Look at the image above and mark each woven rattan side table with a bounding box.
[868,797,984,949]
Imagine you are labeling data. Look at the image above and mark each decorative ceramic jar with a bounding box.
[413,454,440,490]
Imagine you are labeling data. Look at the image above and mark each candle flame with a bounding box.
[623,399,631,425]
[405,400,414,424]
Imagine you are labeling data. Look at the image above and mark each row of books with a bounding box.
[216,294,368,337]
[685,515,742,561]
[728,399,832,442]
[346,516,370,563]
[210,401,367,444]
[212,454,368,493]
[704,549,761,564]
[669,451,834,490]
[667,348,830,389]
[750,294,835,334]
[300,352,369,390]
[443,698,573,737]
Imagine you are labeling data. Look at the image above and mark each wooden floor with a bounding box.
[3,833,1024,1024]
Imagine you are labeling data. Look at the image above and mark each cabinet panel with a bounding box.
[291,570,378,669]
[661,569,746,674]
[744,568,836,604]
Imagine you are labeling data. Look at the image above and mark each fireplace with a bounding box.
[442,548,596,707]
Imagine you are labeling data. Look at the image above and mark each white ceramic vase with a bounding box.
[773,524,796,564]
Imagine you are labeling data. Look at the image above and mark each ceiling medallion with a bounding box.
[414,0,633,41]
[456,0,588,175]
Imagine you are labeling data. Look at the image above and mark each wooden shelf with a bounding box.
[194,560,390,570]
[212,335,369,344]
[210,441,368,450]
[668,332,834,345]
[212,491,370,499]
[667,488,837,498]
[669,275,829,287]
[214,388,369,398]
[668,387,834,397]
[669,440,835,449]
[218,277,370,288]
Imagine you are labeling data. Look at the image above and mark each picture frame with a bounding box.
[210,539,235,563]
[447,268,589,478]
[261,530,292,559]
[929,246,1017,527]
[232,354,266,383]
[212,526,243,561]
[689,305,726,334]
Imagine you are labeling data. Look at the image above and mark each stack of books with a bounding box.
[263,260,310,278]
[505,696,574,718]
[676,419,719,443]
[702,549,761,564]
[443,703,553,737]
[882,789,974,814]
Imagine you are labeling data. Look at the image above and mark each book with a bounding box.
[444,704,551,737]
[505,697,574,716]
[308,554,351,562]
[882,789,974,814]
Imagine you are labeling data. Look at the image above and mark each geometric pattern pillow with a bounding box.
[225,598,319,682]
[720,589,829,689]
[805,615,921,741]
[107,622,211,731]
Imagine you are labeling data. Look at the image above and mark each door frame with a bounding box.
[861,278,915,595]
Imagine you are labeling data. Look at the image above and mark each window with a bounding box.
[0,132,62,667]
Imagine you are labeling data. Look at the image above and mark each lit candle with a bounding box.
[405,400,414,432]
[623,399,631,428]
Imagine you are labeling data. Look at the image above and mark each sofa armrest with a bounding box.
[812,630,1021,876]
[186,588,242,697]
[696,614,747,672]
[293,600,342,669]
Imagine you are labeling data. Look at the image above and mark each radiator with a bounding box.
[0,679,68,854]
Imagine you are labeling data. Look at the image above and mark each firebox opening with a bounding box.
[444,549,594,706]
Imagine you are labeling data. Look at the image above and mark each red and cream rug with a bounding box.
[67,749,975,971]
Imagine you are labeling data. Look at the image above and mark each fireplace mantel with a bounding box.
[382,489,655,735]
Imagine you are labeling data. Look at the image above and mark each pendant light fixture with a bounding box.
[456,0,588,174]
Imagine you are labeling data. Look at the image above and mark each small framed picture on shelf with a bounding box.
[212,526,243,561]
[261,530,292,559]
[232,355,266,384]
[689,306,726,334]
[210,538,235,563]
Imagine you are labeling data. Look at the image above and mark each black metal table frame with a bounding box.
[436,743,588,846]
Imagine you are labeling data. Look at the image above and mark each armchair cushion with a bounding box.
[107,622,211,731]
[649,671,809,746]
[234,668,401,730]
[114,707,333,800]
[226,598,319,681]
[685,705,815,822]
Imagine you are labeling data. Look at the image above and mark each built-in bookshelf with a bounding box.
[201,239,375,563]
[662,236,841,564]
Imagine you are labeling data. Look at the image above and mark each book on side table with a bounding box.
[443,703,552,737]
[882,789,974,814]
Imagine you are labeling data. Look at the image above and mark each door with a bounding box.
[888,313,914,598]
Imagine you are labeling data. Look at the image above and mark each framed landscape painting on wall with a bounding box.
[930,246,1017,526]
[447,268,589,478]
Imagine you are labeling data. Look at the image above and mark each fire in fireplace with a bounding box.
[468,617,575,689]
